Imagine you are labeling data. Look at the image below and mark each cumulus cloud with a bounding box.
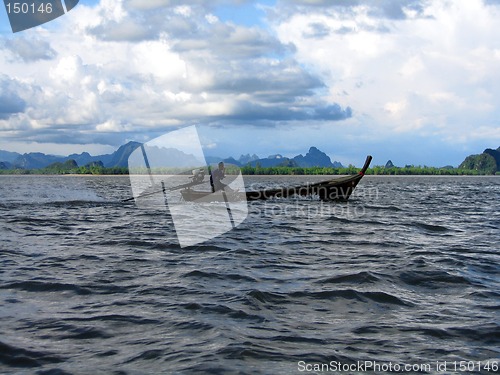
[0,98,24,120]
[273,0,500,143]
[313,104,352,121]
[1,0,498,163]
[89,19,156,41]
[0,75,30,121]
[276,0,427,20]
[0,0,352,149]
[3,37,57,62]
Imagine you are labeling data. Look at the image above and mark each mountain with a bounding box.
[239,154,259,165]
[248,154,296,168]
[0,150,21,163]
[484,147,500,169]
[0,143,344,170]
[12,152,64,169]
[135,145,204,169]
[105,141,141,167]
[4,150,103,170]
[0,141,141,170]
[246,147,343,168]
[221,157,240,166]
[64,152,111,167]
[459,146,500,174]
[293,146,342,168]
[206,154,259,166]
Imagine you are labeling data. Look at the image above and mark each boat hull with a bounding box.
[180,156,372,203]
[245,173,365,201]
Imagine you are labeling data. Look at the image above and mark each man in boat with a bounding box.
[210,162,228,192]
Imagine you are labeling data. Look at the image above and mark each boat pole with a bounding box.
[222,188,235,229]
[140,144,155,186]
[122,179,206,202]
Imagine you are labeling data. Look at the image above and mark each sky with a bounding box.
[1,0,500,167]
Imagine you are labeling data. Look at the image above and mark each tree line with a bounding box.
[0,163,129,175]
[1,163,498,176]
[236,165,498,175]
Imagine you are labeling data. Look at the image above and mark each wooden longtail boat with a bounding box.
[180,155,372,202]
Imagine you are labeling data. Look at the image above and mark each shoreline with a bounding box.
[0,173,498,177]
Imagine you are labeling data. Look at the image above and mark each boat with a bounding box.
[180,155,372,202]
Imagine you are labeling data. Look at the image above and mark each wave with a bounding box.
[447,323,500,344]
[0,340,65,368]
[245,288,412,307]
[122,349,167,364]
[295,289,412,306]
[59,327,112,340]
[364,204,402,212]
[1,175,498,374]
[0,281,92,295]
[411,222,450,233]
[399,270,473,288]
[63,314,162,326]
[315,271,382,285]
[183,270,257,282]
[399,323,500,344]
[182,302,265,323]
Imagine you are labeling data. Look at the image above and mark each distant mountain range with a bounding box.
[0,142,142,170]
[0,143,344,170]
[207,146,344,168]
[2,143,498,173]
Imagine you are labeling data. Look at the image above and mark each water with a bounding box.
[0,175,499,374]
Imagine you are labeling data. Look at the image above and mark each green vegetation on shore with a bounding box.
[1,163,497,176]
[238,165,497,175]
[0,159,129,175]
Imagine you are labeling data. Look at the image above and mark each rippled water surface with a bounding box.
[1,175,499,374]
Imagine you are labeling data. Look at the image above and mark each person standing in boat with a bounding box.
[210,162,227,192]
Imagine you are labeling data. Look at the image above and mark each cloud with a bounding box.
[303,22,331,38]
[313,104,352,121]
[85,2,292,57]
[217,100,352,123]
[0,76,27,120]
[89,19,156,41]
[273,0,500,144]
[0,94,25,120]
[85,2,219,42]
[173,23,292,59]
[3,37,57,62]
[206,59,320,97]
[276,0,427,20]
[0,0,354,149]
[1,0,498,165]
